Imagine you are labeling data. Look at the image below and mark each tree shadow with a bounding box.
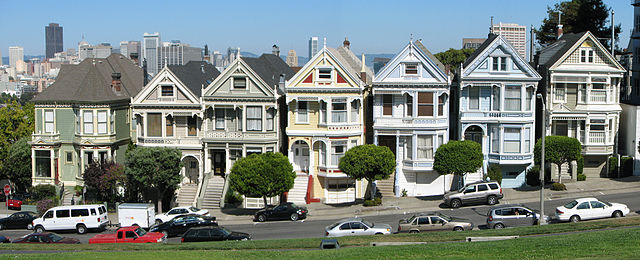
[322,199,364,208]
[606,176,640,183]
[220,207,260,216]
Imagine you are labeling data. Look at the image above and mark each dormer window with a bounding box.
[580,49,594,63]
[233,77,246,89]
[492,57,507,71]
[317,68,332,81]
[405,64,418,75]
[161,85,173,96]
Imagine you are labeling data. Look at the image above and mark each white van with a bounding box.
[32,204,109,234]
[117,203,155,229]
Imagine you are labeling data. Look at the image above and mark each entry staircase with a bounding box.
[176,183,198,207]
[287,175,308,204]
[61,190,80,206]
[201,176,225,210]
[376,172,395,198]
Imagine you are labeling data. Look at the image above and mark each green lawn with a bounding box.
[7,226,640,259]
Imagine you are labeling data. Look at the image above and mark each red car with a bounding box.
[12,232,80,244]
[89,226,165,244]
[6,194,23,210]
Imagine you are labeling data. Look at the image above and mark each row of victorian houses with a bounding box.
[29,31,626,209]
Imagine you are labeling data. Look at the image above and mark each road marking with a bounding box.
[599,191,605,195]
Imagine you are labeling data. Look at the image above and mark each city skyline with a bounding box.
[0,0,633,58]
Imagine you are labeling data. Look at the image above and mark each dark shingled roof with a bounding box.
[33,54,143,103]
[330,46,374,85]
[241,54,295,94]
[463,34,499,68]
[414,40,447,72]
[537,32,587,67]
[168,61,220,97]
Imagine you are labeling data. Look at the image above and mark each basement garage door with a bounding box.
[326,178,355,204]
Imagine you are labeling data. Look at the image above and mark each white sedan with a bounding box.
[325,218,392,237]
[555,197,630,223]
[154,206,209,224]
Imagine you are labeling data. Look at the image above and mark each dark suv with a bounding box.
[443,181,503,208]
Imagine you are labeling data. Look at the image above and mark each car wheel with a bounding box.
[241,237,249,241]
[155,219,162,225]
[27,223,33,230]
[612,211,623,218]
[453,226,464,231]
[487,196,497,205]
[162,231,168,238]
[257,214,266,222]
[493,223,504,229]
[570,215,581,223]
[76,224,87,234]
[409,230,419,234]
[290,213,299,221]
[375,232,384,235]
[450,199,462,209]
[35,225,45,233]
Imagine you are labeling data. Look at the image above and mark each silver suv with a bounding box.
[486,204,546,229]
[443,181,503,208]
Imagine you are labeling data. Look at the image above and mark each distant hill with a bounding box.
[274,53,393,69]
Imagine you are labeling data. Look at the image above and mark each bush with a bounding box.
[577,156,584,175]
[31,184,56,201]
[551,182,567,191]
[487,164,502,184]
[621,156,634,177]
[75,185,83,196]
[36,198,55,215]
[224,187,244,205]
[401,189,408,197]
[526,165,551,186]
[608,156,618,178]
[577,174,586,181]
[363,197,382,207]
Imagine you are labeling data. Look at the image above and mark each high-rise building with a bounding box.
[462,38,487,49]
[9,46,24,68]
[120,41,141,64]
[212,51,223,67]
[157,41,202,70]
[45,23,63,59]
[227,47,240,64]
[78,43,112,61]
[490,22,526,58]
[286,49,298,67]
[143,32,161,76]
[308,36,319,59]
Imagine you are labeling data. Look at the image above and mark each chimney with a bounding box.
[111,72,122,92]
[272,44,280,56]
[360,53,367,83]
[343,37,350,49]
[129,52,139,65]
[445,64,451,75]
[557,12,563,39]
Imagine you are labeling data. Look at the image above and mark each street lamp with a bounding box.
[537,93,547,225]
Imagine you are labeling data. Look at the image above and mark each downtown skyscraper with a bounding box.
[143,32,161,76]
[45,23,63,59]
[308,36,318,59]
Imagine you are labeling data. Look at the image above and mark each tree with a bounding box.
[338,144,395,200]
[536,0,620,50]
[5,137,32,192]
[229,152,295,207]
[433,140,483,190]
[0,101,34,177]
[125,147,183,212]
[434,48,476,72]
[83,160,126,203]
[534,136,582,183]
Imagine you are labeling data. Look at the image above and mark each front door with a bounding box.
[292,141,309,172]
[378,136,397,156]
[212,150,226,176]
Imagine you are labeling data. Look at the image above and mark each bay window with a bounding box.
[351,100,359,123]
[97,110,107,134]
[165,116,173,136]
[247,106,262,131]
[554,84,566,102]
[417,135,433,160]
[296,101,308,123]
[35,150,51,177]
[505,86,521,111]
[406,94,413,117]
[44,110,54,133]
[266,108,275,131]
[320,101,327,124]
[438,95,446,116]
[491,127,500,153]
[504,128,521,153]
[332,100,347,123]
[331,141,346,166]
[404,136,413,160]
[469,86,479,110]
[417,92,433,117]
[382,94,393,116]
[319,142,326,166]
[215,109,225,130]
[83,111,94,134]
[524,127,531,153]
[492,86,500,111]
[147,113,161,137]
[525,87,533,111]
[187,117,197,136]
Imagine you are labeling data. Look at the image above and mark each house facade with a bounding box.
[536,32,625,178]
[456,34,541,188]
[372,40,452,197]
[285,43,371,204]
[31,54,143,187]
[131,61,220,206]
[619,0,640,176]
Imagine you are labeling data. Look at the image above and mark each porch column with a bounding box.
[309,140,315,177]
[204,146,210,174]
[585,117,590,145]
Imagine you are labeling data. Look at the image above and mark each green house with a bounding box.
[30,54,143,187]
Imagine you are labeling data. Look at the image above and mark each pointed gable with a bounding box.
[286,46,364,91]
[462,34,541,80]
[374,40,448,85]
[545,32,626,71]
[133,63,215,105]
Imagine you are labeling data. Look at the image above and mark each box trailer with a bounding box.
[118,203,155,229]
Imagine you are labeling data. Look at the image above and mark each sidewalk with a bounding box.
[212,176,640,225]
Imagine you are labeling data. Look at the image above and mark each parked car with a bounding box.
[89,226,165,244]
[0,236,10,243]
[118,203,155,229]
[555,197,630,223]
[487,204,547,229]
[398,213,473,233]
[254,202,308,222]
[0,211,38,230]
[443,181,503,208]
[150,214,217,237]
[32,204,109,234]
[155,206,209,224]
[6,194,23,210]
[181,226,251,242]
[325,218,392,237]
[12,232,80,244]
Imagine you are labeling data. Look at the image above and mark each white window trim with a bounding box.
[468,86,480,110]
[296,101,309,124]
[315,67,333,82]
[232,76,248,89]
[97,110,108,134]
[215,109,226,130]
[402,63,419,76]
[44,109,55,134]
[83,110,94,135]
[553,83,567,103]
[159,84,176,98]
[491,56,508,72]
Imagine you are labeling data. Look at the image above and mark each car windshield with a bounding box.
[407,216,417,223]
[48,233,63,242]
[564,200,579,209]
[135,228,147,237]
[189,207,201,212]
[362,220,373,228]
[289,203,297,208]
[219,227,231,236]
[437,213,451,221]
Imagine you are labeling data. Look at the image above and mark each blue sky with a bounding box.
[0,0,633,57]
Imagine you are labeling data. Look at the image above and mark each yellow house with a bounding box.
[285,41,372,204]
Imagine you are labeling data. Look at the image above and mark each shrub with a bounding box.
[551,182,567,191]
[31,184,56,201]
[621,156,634,177]
[577,156,584,175]
[75,185,83,196]
[224,187,244,205]
[526,165,551,186]
[608,156,618,178]
[487,164,502,184]
[577,174,586,181]
[363,197,382,207]
[36,198,55,215]
[401,189,408,197]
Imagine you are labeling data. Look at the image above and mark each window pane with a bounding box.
[234,77,246,88]
[266,108,275,131]
[438,95,446,116]
[332,102,347,123]
[405,64,418,75]
[215,109,225,130]
[166,116,173,136]
[469,87,479,109]
[406,95,413,117]
[247,106,262,131]
[161,85,173,96]
[320,102,327,124]
[35,150,51,177]
[503,128,521,153]
[491,127,500,153]
[83,111,93,134]
[297,101,308,122]
[492,87,500,111]
[382,94,393,116]
[351,101,358,123]
[418,92,433,117]
[318,68,332,79]
[97,111,107,134]
[417,135,433,159]
[188,117,197,136]
[505,86,521,111]
[331,141,346,165]
[147,113,162,137]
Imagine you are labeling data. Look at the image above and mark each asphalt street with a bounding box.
[1,191,639,244]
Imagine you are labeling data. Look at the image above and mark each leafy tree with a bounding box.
[534,136,582,183]
[125,147,183,212]
[229,152,295,207]
[0,101,34,177]
[5,137,32,192]
[338,144,395,200]
[536,0,620,50]
[434,140,483,190]
[487,164,502,184]
[83,160,126,203]
[434,48,476,72]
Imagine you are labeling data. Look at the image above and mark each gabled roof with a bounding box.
[33,54,143,103]
[242,54,295,92]
[167,61,220,97]
[537,32,586,67]
[373,40,449,84]
[331,46,373,85]
[463,34,498,68]
[461,34,541,79]
[414,40,446,72]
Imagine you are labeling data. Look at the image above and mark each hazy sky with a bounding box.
[0,0,633,57]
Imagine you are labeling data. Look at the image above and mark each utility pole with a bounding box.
[611,10,615,55]
[537,93,547,225]
[530,25,535,62]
